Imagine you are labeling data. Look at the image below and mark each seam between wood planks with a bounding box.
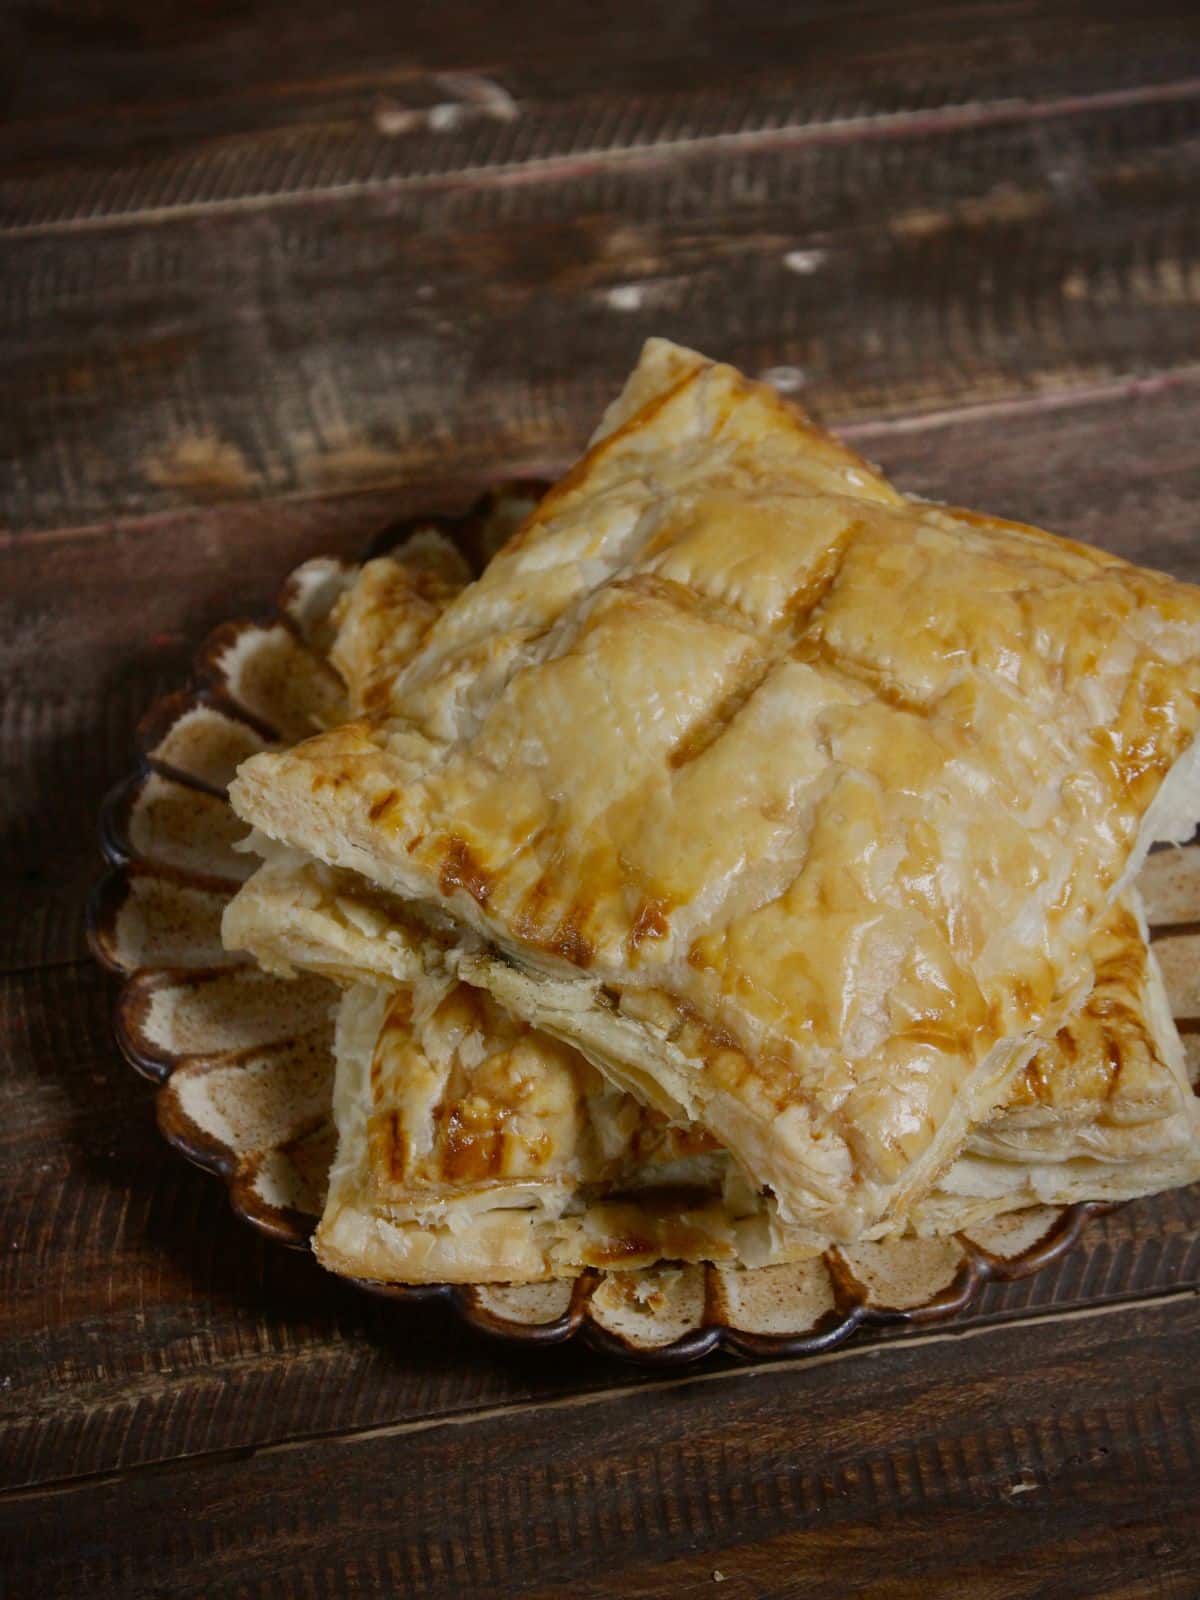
[5,74,1200,239]
[837,365,1200,442]
[0,954,102,983]
[2,1286,1196,1505]
[5,362,1200,559]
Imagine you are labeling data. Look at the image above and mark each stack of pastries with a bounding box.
[221,340,1200,1288]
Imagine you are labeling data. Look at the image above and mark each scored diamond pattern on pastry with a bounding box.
[228,344,1200,1247]
[90,477,1200,1362]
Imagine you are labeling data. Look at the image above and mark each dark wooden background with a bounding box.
[3,4,1200,1595]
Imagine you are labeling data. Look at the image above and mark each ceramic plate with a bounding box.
[89,484,1200,1363]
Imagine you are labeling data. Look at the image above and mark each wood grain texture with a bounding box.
[5,6,1200,1593]
[1,952,1198,1491]
[3,1296,1198,1599]
[3,15,1200,528]
[8,31,1200,231]
[5,1,1197,166]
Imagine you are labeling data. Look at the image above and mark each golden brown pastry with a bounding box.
[232,541,805,1279]
[228,853,1198,1280]
[229,340,1200,1241]
[317,979,797,1283]
[229,542,1197,1282]
[328,533,472,717]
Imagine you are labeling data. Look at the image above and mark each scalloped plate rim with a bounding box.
[88,488,1117,1366]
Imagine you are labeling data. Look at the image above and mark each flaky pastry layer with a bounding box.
[229,856,1199,1281]
[231,341,1200,1238]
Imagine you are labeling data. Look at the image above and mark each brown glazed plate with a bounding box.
[88,484,1200,1364]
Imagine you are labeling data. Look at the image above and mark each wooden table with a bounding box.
[3,4,1200,1594]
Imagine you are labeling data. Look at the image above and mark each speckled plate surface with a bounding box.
[89,484,1200,1364]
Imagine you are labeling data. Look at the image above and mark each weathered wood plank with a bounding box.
[5,1,1197,170]
[2,950,1197,1492]
[3,1296,1197,1599]
[9,43,1200,233]
[4,86,1200,528]
[4,6,1199,1586]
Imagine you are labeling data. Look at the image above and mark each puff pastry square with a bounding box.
[230,340,1200,1240]
[317,978,788,1283]
[227,537,1199,1281]
[228,851,1199,1281]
